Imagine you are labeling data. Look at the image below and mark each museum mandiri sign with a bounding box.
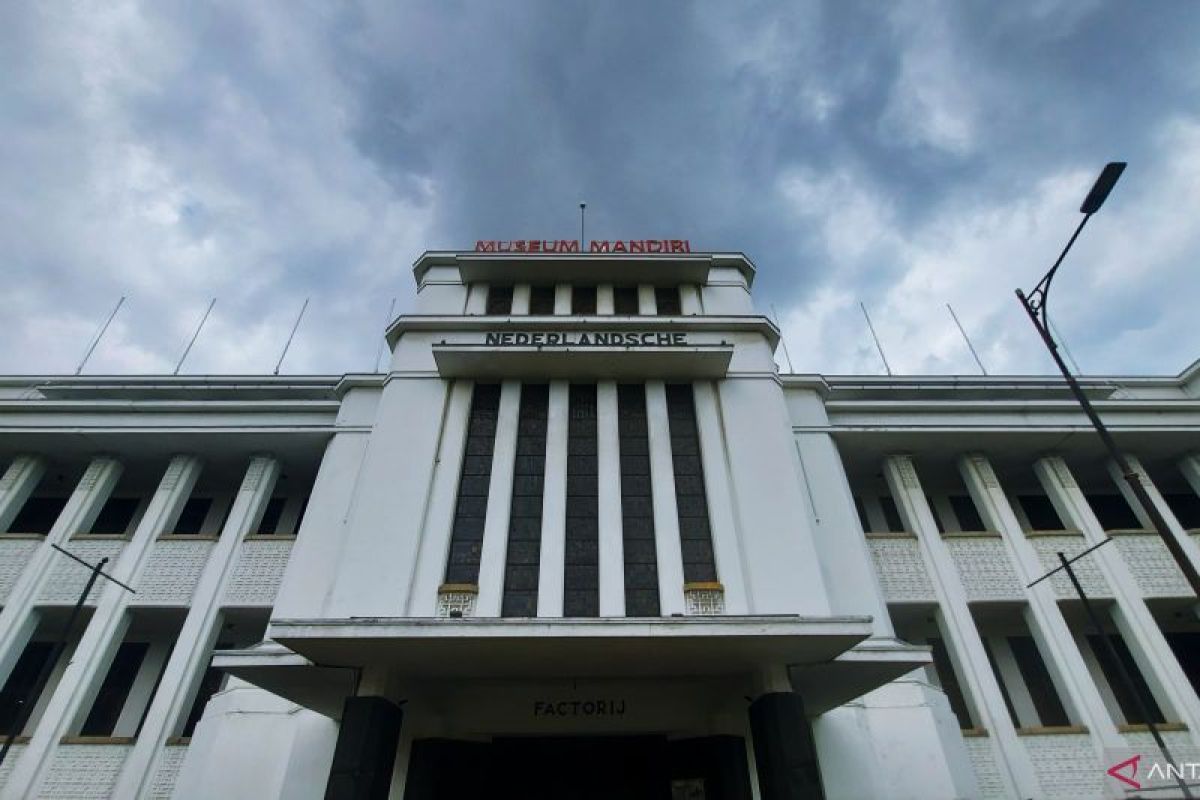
[475,239,691,253]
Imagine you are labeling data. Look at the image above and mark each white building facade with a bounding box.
[0,248,1197,799]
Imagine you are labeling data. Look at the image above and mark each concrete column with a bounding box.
[680,284,703,315]
[748,693,824,800]
[1036,455,1200,735]
[511,284,531,315]
[553,284,571,315]
[324,696,404,800]
[537,381,569,616]
[883,455,1041,800]
[464,282,488,315]
[596,381,624,616]
[637,285,656,315]
[4,455,202,799]
[692,381,749,614]
[960,454,1123,757]
[596,284,615,315]
[1111,454,1200,578]
[0,455,45,533]
[0,456,122,690]
[110,455,280,799]
[645,381,686,615]
[475,381,521,616]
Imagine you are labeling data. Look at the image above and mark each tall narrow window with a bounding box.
[613,286,639,315]
[928,637,973,728]
[0,642,54,735]
[501,384,548,617]
[564,384,599,617]
[80,642,149,736]
[529,286,555,315]
[572,286,596,315]
[655,287,681,315]
[445,384,501,585]
[1088,633,1166,724]
[665,384,718,583]
[618,384,659,616]
[486,285,513,315]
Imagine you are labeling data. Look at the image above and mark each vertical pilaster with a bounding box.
[464,282,488,315]
[537,381,569,616]
[692,381,748,614]
[475,381,521,616]
[1036,456,1200,735]
[596,285,614,315]
[5,455,203,799]
[679,284,703,315]
[511,284,531,315]
[960,454,1122,758]
[553,284,571,315]
[596,381,625,616]
[110,455,280,799]
[883,455,1041,800]
[0,456,45,533]
[1110,454,1200,577]
[637,285,656,315]
[646,381,686,615]
[0,457,122,688]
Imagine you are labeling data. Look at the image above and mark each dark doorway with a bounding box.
[405,735,751,800]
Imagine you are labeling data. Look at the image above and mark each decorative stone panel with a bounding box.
[0,539,40,604]
[437,584,478,617]
[133,540,216,605]
[946,537,1023,601]
[1121,728,1194,752]
[867,538,935,602]
[148,743,189,799]
[1022,733,1103,800]
[40,743,131,799]
[1029,535,1112,598]
[1113,534,1193,598]
[962,736,1007,800]
[37,540,127,604]
[0,743,24,790]
[683,583,725,615]
[222,538,294,606]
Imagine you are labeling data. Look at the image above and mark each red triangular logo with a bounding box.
[1107,754,1141,789]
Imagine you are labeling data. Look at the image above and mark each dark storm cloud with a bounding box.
[2,1,1199,375]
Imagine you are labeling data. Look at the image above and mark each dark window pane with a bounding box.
[0,642,54,735]
[255,497,287,535]
[7,497,67,535]
[619,384,659,615]
[173,498,212,535]
[89,497,140,535]
[486,285,513,315]
[949,495,986,532]
[1087,494,1141,530]
[665,384,717,584]
[928,637,973,729]
[982,639,1020,727]
[1165,632,1200,697]
[613,287,639,315]
[880,496,905,533]
[529,285,556,315]
[81,642,149,736]
[853,497,870,532]
[1019,495,1065,530]
[655,287,681,315]
[572,286,596,315]
[564,384,599,617]
[445,384,501,584]
[1008,636,1070,727]
[1165,494,1200,529]
[927,496,946,533]
[502,384,549,617]
[1088,634,1166,724]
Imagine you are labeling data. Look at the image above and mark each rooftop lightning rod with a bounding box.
[946,303,987,375]
[174,298,216,375]
[859,302,893,376]
[374,297,396,373]
[274,297,309,376]
[770,303,795,374]
[580,202,586,251]
[75,296,125,375]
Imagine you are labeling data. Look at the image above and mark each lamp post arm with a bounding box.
[1025,213,1091,323]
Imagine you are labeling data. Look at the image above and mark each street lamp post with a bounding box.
[1015,161,1200,599]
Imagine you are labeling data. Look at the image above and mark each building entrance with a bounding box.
[404,734,753,800]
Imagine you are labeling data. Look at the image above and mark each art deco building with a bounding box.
[0,247,1197,799]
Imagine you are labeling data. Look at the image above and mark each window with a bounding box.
[655,287,681,315]
[618,384,659,616]
[0,642,55,735]
[564,385,599,617]
[927,496,946,533]
[853,496,870,532]
[501,384,548,617]
[1019,495,1065,531]
[486,285,513,315]
[181,642,232,737]
[613,286,639,315]
[254,497,287,535]
[1087,494,1141,530]
[7,496,67,534]
[666,384,717,583]
[445,384,501,585]
[173,497,212,535]
[88,497,140,535]
[572,286,596,315]
[927,637,973,728]
[529,285,556,315]
[879,496,905,533]
[1165,494,1200,528]
[1008,636,1070,727]
[80,642,149,736]
[949,495,986,532]
[1087,634,1166,724]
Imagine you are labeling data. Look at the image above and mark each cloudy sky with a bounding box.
[3,1,1199,377]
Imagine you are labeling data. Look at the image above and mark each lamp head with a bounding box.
[1080,162,1126,214]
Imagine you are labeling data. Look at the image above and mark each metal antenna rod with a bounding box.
[1048,317,1083,375]
[174,298,216,375]
[274,297,309,376]
[75,296,125,375]
[374,297,397,373]
[859,302,892,376]
[580,202,587,251]
[770,303,795,374]
[946,303,988,375]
